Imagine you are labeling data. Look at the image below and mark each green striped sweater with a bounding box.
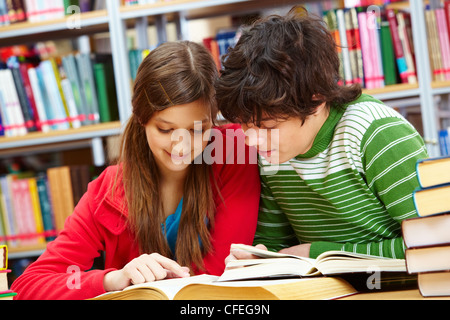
[255,94,428,259]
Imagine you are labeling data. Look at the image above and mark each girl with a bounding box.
[11,41,260,299]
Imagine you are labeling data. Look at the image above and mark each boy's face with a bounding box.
[241,103,329,164]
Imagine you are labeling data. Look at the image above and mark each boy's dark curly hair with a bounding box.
[215,6,362,125]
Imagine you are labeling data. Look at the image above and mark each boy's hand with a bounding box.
[225,244,268,265]
[278,243,311,257]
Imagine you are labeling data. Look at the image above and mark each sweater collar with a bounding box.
[294,104,345,159]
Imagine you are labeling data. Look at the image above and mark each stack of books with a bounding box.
[402,155,450,297]
[0,245,16,300]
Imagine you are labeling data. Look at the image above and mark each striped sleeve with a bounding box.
[347,117,428,258]
[253,175,299,252]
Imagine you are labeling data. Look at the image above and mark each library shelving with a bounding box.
[1,0,450,258]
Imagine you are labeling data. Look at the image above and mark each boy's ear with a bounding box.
[312,101,327,116]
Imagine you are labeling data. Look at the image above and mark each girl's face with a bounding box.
[144,99,212,176]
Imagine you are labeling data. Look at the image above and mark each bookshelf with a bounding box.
[0,0,449,261]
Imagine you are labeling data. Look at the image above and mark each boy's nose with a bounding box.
[244,129,266,147]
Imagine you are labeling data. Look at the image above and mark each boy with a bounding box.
[216,7,428,259]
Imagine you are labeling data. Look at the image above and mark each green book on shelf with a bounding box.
[380,20,398,85]
[94,63,111,123]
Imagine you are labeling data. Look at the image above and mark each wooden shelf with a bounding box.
[8,243,47,259]
[0,10,109,46]
[362,83,420,100]
[0,121,122,151]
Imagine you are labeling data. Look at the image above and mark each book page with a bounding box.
[124,274,219,299]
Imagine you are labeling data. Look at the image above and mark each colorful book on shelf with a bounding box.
[5,0,26,24]
[50,57,80,129]
[0,269,10,292]
[47,166,75,232]
[39,60,71,131]
[337,9,353,85]
[348,7,364,86]
[0,0,9,27]
[61,54,89,125]
[93,56,119,123]
[396,11,417,84]
[10,178,38,247]
[91,274,357,300]
[435,7,450,80]
[0,245,7,270]
[358,11,376,89]
[326,10,345,85]
[0,290,16,300]
[380,19,398,85]
[6,56,37,133]
[0,175,18,248]
[0,69,27,137]
[425,7,445,82]
[76,52,100,125]
[35,173,56,241]
[386,9,409,84]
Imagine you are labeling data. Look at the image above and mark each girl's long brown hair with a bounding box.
[118,41,219,271]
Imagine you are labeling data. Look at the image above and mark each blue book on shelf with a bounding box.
[439,129,450,156]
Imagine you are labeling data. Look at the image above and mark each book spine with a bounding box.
[396,11,417,84]
[337,9,353,85]
[386,9,408,83]
[2,69,27,136]
[435,8,450,80]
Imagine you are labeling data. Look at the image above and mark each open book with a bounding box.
[218,244,407,281]
[90,274,357,300]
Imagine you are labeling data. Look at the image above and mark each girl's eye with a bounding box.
[158,128,172,134]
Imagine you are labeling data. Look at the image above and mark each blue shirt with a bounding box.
[162,198,183,254]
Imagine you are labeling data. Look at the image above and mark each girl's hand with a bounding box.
[103,253,190,292]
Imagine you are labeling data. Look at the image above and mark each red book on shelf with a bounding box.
[386,9,408,83]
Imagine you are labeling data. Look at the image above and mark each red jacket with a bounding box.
[11,125,260,300]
